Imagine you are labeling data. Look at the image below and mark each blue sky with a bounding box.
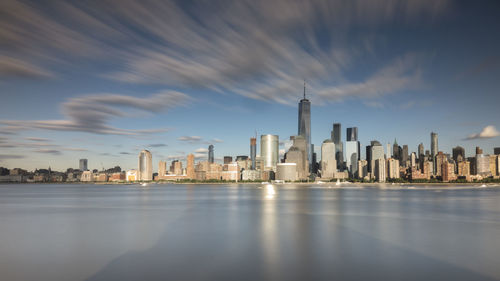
[1,0,499,171]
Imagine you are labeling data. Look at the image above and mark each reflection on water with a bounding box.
[0,184,500,281]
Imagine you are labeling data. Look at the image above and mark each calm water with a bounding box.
[1,183,500,281]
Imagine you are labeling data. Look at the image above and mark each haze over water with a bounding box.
[1,184,500,281]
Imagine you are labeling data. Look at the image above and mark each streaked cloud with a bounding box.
[465,125,500,140]
[0,91,189,135]
[25,137,51,142]
[148,144,167,148]
[178,136,203,142]
[34,149,62,155]
[0,154,25,160]
[195,148,209,153]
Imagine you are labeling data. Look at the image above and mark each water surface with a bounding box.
[1,183,499,281]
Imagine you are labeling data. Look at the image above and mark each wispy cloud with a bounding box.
[0,91,189,135]
[195,148,209,153]
[464,125,500,140]
[178,136,202,142]
[0,154,25,160]
[25,137,51,142]
[148,143,167,148]
[34,149,62,155]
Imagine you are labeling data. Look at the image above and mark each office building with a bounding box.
[285,135,308,180]
[402,145,409,167]
[345,140,359,176]
[276,163,297,181]
[298,82,312,171]
[79,159,88,171]
[208,145,214,163]
[418,143,424,160]
[375,158,386,182]
[320,139,336,179]
[370,141,384,177]
[452,146,465,163]
[186,154,195,179]
[158,161,167,176]
[410,152,417,168]
[387,158,400,179]
[224,156,232,164]
[261,134,279,171]
[250,137,257,170]
[357,160,368,179]
[431,132,438,174]
[494,147,500,155]
[138,150,152,181]
[331,123,343,169]
[346,127,358,142]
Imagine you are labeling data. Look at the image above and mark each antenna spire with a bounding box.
[303,80,306,99]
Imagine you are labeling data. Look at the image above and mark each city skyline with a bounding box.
[1,0,500,171]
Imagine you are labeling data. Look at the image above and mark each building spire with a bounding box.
[303,80,306,99]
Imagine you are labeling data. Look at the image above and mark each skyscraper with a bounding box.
[418,143,424,159]
[346,127,358,142]
[321,139,336,179]
[138,150,152,181]
[431,132,438,174]
[452,146,465,163]
[186,154,195,179]
[250,137,257,170]
[298,82,311,171]
[370,141,384,177]
[331,123,343,169]
[79,159,88,171]
[260,134,279,171]
[402,145,409,167]
[208,145,214,163]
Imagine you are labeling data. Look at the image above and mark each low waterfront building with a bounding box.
[276,163,297,181]
[81,171,94,182]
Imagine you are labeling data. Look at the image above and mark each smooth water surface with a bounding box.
[1,183,500,281]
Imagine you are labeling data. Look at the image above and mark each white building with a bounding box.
[276,163,297,181]
[320,139,336,179]
[138,150,153,181]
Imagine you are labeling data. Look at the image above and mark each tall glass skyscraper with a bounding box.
[138,150,152,181]
[346,127,359,175]
[261,134,279,170]
[298,83,311,172]
[331,123,343,169]
[431,132,438,174]
[208,145,214,163]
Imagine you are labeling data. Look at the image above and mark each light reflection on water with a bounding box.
[0,184,499,281]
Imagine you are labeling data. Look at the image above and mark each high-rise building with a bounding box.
[370,141,384,178]
[186,154,195,179]
[158,161,167,176]
[393,139,400,161]
[138,150,152,181]
[375,158,386,182]
[208,145,214,163]
[418,143,424,160]
[494,147,500,155]
[386,143,391,159]
[261,134,279,171]
[452,146,465,163]
[285,135,308,179]
[387,158,400,179]
[320,139,336,179]
[345,140,359,176]
[410,152,417,168]
[431,132,438,174]
[435,152,447,177]
[223,156,232,164]
[298,82,312,172]
[79,159,88,171]
[346,127,358,141]
[331,123,343,169]
[250,137,257,170]
[402,145,409,167]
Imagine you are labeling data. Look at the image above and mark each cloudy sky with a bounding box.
[1,0,499,171]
